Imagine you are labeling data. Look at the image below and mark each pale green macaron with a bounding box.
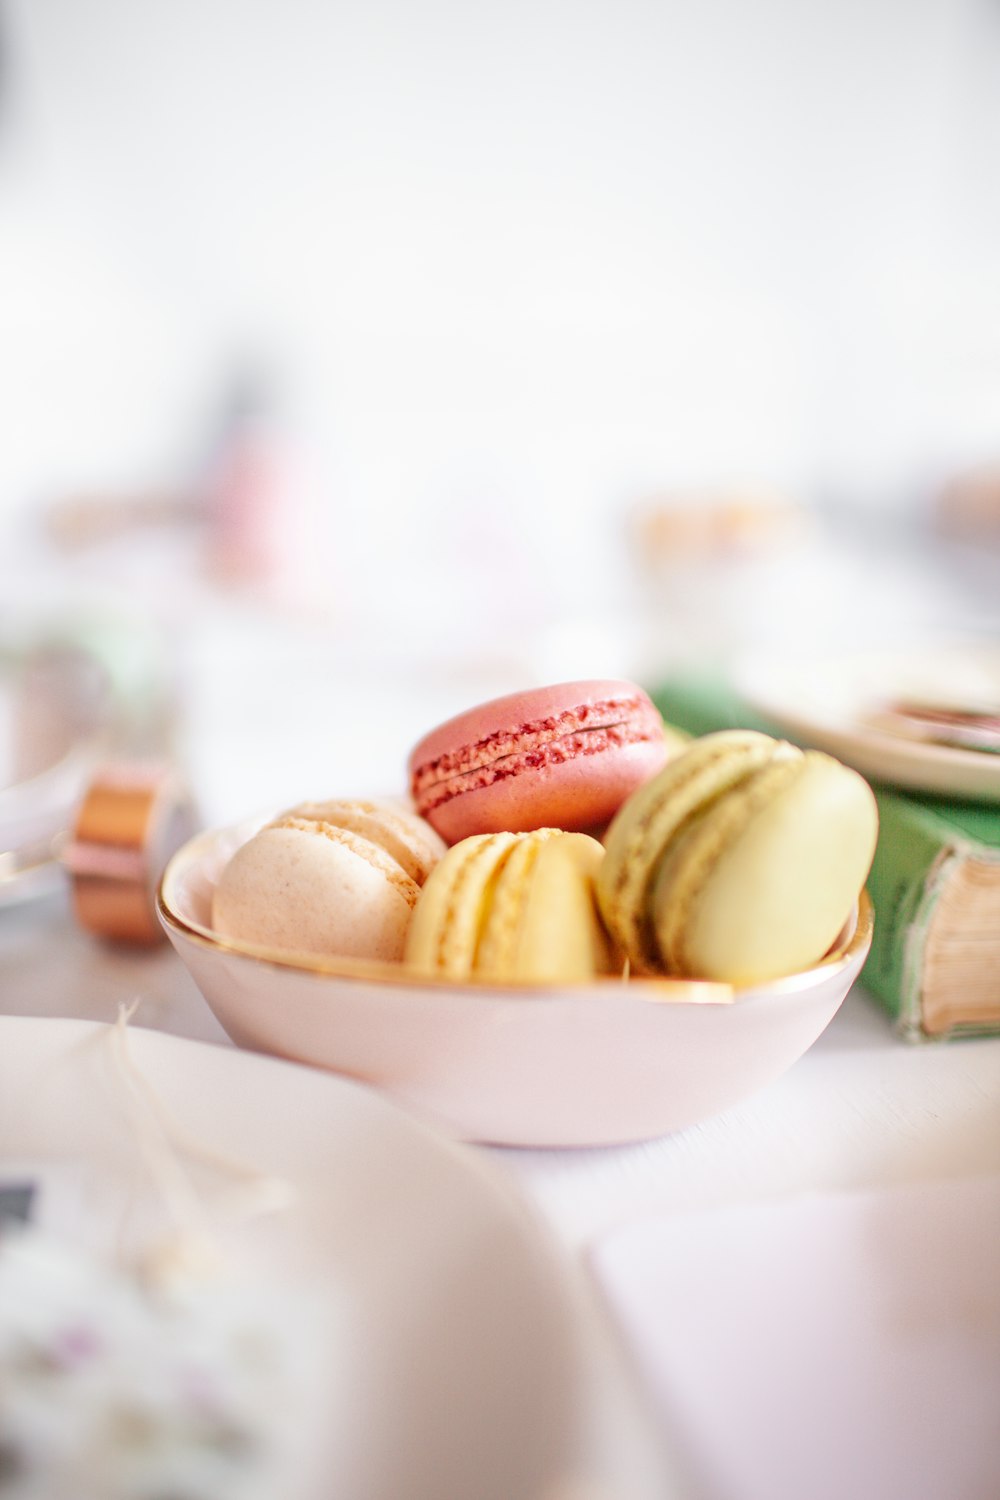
[405,828,610,984]
[597,730,878,985]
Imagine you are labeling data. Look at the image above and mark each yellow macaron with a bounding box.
[597,730,878,985]
[405,828,611,984]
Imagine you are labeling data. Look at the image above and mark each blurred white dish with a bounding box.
[158,818,872,1148]
[0,636,113,908]
[736,642,1000,801]
[0,737,100,909]
[0,1015,580,1500]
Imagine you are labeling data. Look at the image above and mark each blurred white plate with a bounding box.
[736,642,1000,802]
[0,1016,581,1500]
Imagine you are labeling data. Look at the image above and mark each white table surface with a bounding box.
[4,873,999,1500]
[5,878,1000,1251]
[3,537,1000,1499]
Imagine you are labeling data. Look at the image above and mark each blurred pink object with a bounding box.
[204,372,287,586]
[202,367,326,606]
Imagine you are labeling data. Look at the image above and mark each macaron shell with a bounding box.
[285,798,445,885]
[505,832,611,984]
[650,756,804,972]
[212,822,419,963]
[404,832,519,977]
[597,730,797,973]
[473,830,610,983]
[653,752,879,984]
[409,679,671,842]
[475,830,559,979]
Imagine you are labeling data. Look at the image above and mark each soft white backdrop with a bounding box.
[1,0,999,648]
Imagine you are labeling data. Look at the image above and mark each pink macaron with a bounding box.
[408,679,672,843]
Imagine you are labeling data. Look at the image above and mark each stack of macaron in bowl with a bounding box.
[159,679,878,1146]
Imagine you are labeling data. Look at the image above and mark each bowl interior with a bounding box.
[161,815,868,993]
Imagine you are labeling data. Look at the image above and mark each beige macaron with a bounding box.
[212,798,445,963]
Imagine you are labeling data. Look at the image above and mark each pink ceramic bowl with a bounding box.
[158,817,873,1148]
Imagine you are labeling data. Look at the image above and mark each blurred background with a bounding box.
[1,0,999,815]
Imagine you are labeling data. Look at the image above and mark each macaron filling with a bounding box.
[411,696,661,815]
